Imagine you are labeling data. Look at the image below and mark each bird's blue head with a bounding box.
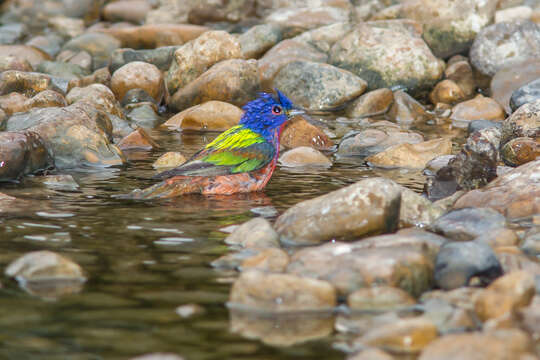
[239,90,304,141]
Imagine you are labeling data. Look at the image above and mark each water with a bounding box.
[0,122,432,360]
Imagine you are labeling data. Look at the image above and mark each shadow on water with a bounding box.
[0,124,436,360]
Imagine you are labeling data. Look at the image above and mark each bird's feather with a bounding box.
[155,125,275,179]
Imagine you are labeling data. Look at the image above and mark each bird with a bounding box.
[122,90,304,199]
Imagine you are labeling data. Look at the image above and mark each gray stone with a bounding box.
[470,20,540,77]
[432,207,507,241]
[467,119,502,135]
[0,23,26,45]
[272,60,367,111]
[434,241,503,290]
[109,46,182,73]
[61,32,121,71]
[510,77,540,112]
[239,23,283,59]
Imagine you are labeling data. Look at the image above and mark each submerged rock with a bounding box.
[274,177,401,246]
[229,271,337,312]
[434,241,503,290]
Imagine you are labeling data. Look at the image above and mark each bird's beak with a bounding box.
[286,109,305,118]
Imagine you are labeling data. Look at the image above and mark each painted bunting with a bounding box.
[124,90,304,199]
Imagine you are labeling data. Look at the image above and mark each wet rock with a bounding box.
[131,353,184,360]
[56,50,92,73]
[0,71,65,97]
[0,23,26,45]
[117,127,160,151]
[287,239,434,297]
[61,32,121,71]
[67,67,112,91]
[445,57,475,97]
[348,286,416,311]
[429,80,465,105]
[387,90,431,124]
[169,59,260,112]
[25,33,64,58]
[491,60,540,114]
[470,20,540,77]
[279,146,332,168]
[152,152,186,170]
[258,40,327,90]
[432,207,507,241]
[97,24,208,49]
[125,103,162,129]
[224,217,279,249]
[188,0,256,24]
[501,99,540,145]
[424,155,456,176]
[0,131,53,182]
[229,271,337,312]
[0,55,33,72]
[239,24,283,59]
[434,241,503,290]
[121,89,158,108]
[330,24,444,96]
[400,0,497,59]
[453,160,540,218]
[0,45,51,68]
[265,5,351,37]
[111,62,164,104]
[166,31,242,95]
[273,60,366,111]
[345,88,394,118]
[5,250,86,298]
[500,137,539,167]
[103,0,152,24]
[36,61,90,81]
[474,271,535,321]
[338,128,423,157]
[367,138,452,169]
[275,177,401,246]
[229,309,334,346]
[0,90,67,115]
[6,102,125,169]
[40,174,79,191]
[48,16,85,39]
[467,120,502,135]
[110,46,181,73]
[510,77,540,112]
[424,330,536,359]
[163,101,242,132]
[356,317,438,354]
[450,95,506,128]
[66,83,123,119]
[240,248,290,273]
[281,116,333,150]
[400,187,445,228]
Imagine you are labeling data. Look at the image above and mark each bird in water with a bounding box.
[122,90,304,199]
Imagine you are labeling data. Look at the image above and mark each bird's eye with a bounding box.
[271,105,282,115]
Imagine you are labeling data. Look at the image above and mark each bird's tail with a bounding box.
[113,176,206,200]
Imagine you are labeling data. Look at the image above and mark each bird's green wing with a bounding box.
[155,126,276,179]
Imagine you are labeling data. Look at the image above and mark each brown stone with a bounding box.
[358,317,438,354]
[500,137,539,167]
[346,88,394,118]
[102,0,152,24]
[117,128,160,150]
[429,79,466,105]
[366,138,452,169]
[0,55,33,72]
[348,348,394,360]
[474,271,535,321]
[166,30,242,95]
[229,270,337,312]
[279,147,332,167]
[240,248,290,273]
[501,99,540,145]
[152,152,186,169]
[281,116,333,150]
[445,58,476,97]
[388,90,430,124]
[266,6,351,37]
[0,71,64,97]
[453,160,540,218]
[67,67,111,92]
[111,61,164,103]
[163,101,243,132]
[224,217,279,249]
[451,94,506,128]
[0,90,66,116]
[0,45,51,68]
[0,131,52,182]
[97,24,209,49]
[169,59,261,112]
[66,83,123,119]
[275,177,402,246]
[348,286,416,311]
